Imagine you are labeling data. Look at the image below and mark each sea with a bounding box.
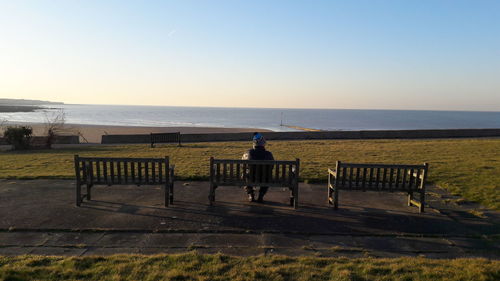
[1,104,499,132]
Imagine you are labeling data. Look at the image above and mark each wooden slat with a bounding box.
[348,167,353,189]
[236,163,240,182]
[229,163,234,181]
[151,162,157,184]
[274,163,279,183]
[288,164,293,184]
[368,168,374,188]
[415,168,421,188]
[401,168,408,189]
[145,162,149,184]
[282,164,286,182]
[138,162,142,184]
[339,163,427,169]
[375,168,381,190]
[395,168,401,188]
[77,157,165,163]
[131,162,136,183]
[215,181,286,187]
[96,160,101,182]
[408,168,414,189]
[158,162,163,183]
[116,162,121,183]
[213,159,297,165]
[342,166,347,186]
[123,162,128,183]
[381,168,387,190]
[222,163,227,182]
[103,161,108,184]
[389,168,394,190]
[216,163,221,182]
[355,168,360,187]
[362,167,367,191]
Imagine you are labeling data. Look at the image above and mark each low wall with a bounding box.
[0,135,80,145]
[101,129,500,144]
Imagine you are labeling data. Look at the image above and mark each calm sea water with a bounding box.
[1,104,499,131]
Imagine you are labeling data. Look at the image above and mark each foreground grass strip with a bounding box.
[0,138,499,209]
[0,254,499,281]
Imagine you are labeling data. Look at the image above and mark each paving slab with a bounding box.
[0,179,498,258]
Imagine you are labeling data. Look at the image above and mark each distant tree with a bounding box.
[44,109,66,148]
[4,126,33,150]
[0,119,6,137]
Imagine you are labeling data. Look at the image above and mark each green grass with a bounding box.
[0,253,498,281]
[0,138,499,209]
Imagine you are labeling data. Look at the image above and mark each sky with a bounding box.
[0,0,499,111]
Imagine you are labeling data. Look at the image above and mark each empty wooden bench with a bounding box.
[150,132,181,147]
[74,155,175,207]
[209,157,300,208]
[328,161,429,212]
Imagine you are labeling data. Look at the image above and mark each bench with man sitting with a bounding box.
[208,157,300,208]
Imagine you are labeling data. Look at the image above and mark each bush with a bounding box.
[3,126,33,150]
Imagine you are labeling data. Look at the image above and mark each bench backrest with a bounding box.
[74,155,172,186]
[210,157,300,187]
[150,132,181,147]
[329,161,428,192]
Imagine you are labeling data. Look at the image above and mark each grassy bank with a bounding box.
[1,253,499,281]
[0,138,499,209]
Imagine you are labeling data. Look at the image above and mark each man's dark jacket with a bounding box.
[242,146,274,182]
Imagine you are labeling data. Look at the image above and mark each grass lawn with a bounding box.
[0,253,499,281]
[0,138,499,209]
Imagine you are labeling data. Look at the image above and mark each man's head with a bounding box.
[253,133,266,148]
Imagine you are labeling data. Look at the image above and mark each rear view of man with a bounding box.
[242,133,274,202]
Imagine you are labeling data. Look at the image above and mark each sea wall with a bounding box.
[101,128,500,144]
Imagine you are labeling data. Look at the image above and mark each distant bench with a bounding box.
[150,132,181,148]
[328,161,429,212]
[74,155,175,207]
[209,157,300,208]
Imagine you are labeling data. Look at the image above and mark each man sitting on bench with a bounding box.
[242,133,274,202]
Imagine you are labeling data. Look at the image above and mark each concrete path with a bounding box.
[0,180,498,258]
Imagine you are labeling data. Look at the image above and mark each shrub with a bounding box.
[3,126,33,150]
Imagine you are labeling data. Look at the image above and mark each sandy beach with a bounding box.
[2,122,272,143]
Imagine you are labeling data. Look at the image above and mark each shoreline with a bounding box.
[1,122,272,143]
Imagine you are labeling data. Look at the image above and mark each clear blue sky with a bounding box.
[0,0,499,110]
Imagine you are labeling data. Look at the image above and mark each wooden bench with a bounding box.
[328,161,429,212]
[74,155,175,207]
[209,157,300,208]
[150,132,181,148]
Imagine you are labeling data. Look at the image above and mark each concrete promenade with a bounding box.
[0,180,498,258]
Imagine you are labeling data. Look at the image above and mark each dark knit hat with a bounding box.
[253,133,266,147]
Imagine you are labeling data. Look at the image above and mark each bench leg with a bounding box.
[87,184,92,201]
[333,188,339,210]
[209,184,215,206]
[164,183,170,207]
[407,192,413,206]
[170,183,174,204]
[328,185,332,205]
[419,191,425,213]
[76,183,82,207]
[293,185,299,209]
